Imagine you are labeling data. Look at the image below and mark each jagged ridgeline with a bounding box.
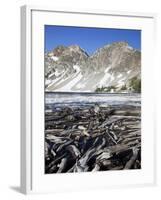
[45,42,141,93]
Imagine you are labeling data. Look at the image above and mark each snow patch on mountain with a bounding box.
[54,65,83,91]
[73,65,80,73]
[51,56,59,61]
[117,74,123,78]
[98,73,111,87]
[118,78,126,87]
[127,46,133,50]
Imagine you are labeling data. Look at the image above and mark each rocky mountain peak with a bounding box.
[112,41,129,47]
[51,45,67,57]
[67,45,89,57]
[68,44,81,51]
[45,42,141,93]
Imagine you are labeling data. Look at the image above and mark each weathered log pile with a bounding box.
[45,104,141,173]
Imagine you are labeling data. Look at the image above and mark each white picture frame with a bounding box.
[21,5,156,194]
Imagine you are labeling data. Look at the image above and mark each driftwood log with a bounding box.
[45,104,141,173]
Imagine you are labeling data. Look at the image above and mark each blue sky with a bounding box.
[45,25,141,55]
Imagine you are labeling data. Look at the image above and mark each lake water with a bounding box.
[45,92,141,110]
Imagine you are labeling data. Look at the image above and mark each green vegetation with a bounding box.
[95,77,141,93]
[95,85,116,92]
[120,84,127,91]
[129,76,141,93]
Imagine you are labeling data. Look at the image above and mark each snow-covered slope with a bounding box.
[45,42,141,92]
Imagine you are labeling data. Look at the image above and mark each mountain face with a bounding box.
[45,42,141,92]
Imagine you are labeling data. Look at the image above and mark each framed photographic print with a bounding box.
[21,5,156,194]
